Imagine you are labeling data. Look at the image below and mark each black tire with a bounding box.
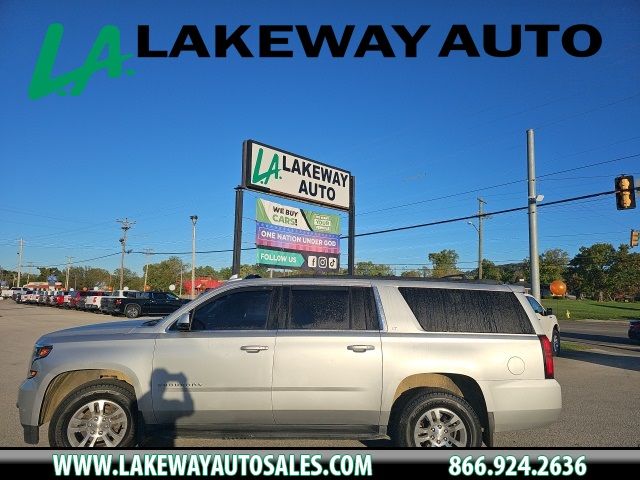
[552,329,561,357]
[125,304,141,318]
[48,380,137,448]
[391,391,482,448]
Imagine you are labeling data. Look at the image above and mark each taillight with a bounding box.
[539,335,554,379]
[115,299,122,305]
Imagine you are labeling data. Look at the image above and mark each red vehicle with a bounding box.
[68,291,91,309]
[53,291,68,307]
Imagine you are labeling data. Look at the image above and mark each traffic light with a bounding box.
[615,175,636,210]
[631,230,639,248]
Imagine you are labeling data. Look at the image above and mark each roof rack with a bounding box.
[265,274,504,285]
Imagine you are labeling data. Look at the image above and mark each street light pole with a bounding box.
[142,249,152,292]
[190,215,198,299]
[17,238,24,287]
[65,257,73,290]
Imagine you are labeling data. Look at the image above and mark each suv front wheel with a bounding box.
[48,380,137,448]
[392,392,482,447]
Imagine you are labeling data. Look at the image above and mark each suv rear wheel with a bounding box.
[392,392,482,447]
[48,380,137,448]
[125,304,141,318]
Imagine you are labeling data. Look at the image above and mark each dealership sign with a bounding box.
[244,140,351,210]
[256,199,341,272]
[256,198,340,234]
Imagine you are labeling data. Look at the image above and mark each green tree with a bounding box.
[217,264,271,279]
[195,265,218,278]
[567,243,616,299]
[146,257,186,291]
[401,270,422,278]
[481,260,503,281]
[539,248,569,284]
[355,261,393,276]
[608,245,640,298]
[428,249,460,278]
[114,268,143,290]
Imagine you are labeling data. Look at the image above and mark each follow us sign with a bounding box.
[256,248,339,271]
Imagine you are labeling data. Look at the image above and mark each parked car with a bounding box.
[525,294,561,356]
[106,291,188,318]
[629,320,640,341]
[61,292,73,308]
[16,290,34,303]
[52,291,68,307]
[98,290,139,314]
[36,291,49,305]
[9,287,28,300]
[68,291,91,309]
[18,277,561,448]
[84,291,110,312]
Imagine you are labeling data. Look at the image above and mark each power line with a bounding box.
[359,152,640,216]
[349,188,622,239]
[23,252,121,268]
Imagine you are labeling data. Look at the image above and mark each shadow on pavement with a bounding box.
[560,349,640,372]
[562,331,638,349]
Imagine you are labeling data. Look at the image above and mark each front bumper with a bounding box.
[17,377,42,444]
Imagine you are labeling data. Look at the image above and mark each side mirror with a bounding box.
[176,312,191,332]
[545,308,553,316]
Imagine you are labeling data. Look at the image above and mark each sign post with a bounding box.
[234,140,355,275]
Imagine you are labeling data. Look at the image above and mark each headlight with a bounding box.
[28,344,53,379]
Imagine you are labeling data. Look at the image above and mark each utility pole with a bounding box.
[477,198,486,279]
[16,238,24,287]
[527,129,541,300]
[65,257,73,290]
[142,249,153,291]
[466,198,487,280]
[190,215,198,299]
[26,262,34,284]
[116,218,135,290]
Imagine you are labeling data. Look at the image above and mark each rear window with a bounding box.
[398,287,534,334]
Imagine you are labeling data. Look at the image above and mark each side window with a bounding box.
[350,287,379,330]
[286,287,379,330]
[191,289,272,331]
[152,292,167,300]
[289,288,349,330]
[137,292,151,300]
[398,287,535,334]
[526,296,546,315]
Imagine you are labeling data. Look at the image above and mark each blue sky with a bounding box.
[1,0,639,277]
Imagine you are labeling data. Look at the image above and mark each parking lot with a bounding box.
[1,299,638,448]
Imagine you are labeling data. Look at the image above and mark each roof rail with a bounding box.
[273,274,504,284]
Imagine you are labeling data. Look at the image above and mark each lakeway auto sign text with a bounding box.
[244,140,351,210]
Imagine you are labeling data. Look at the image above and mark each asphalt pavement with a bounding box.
[1,299,638,448]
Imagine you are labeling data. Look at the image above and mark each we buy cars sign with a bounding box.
[244,140,351,210]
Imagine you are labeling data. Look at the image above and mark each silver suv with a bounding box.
[18,277,561,448]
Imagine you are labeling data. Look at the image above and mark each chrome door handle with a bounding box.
[347,345,375,353]
[240,345,269,353]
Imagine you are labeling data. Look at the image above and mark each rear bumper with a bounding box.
[482,379,562,432]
